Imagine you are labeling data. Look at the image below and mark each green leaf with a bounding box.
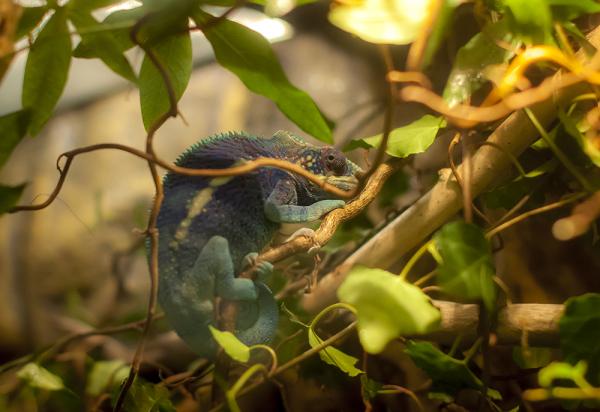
[0,184,25,214]
[328,0,431,45]
[137,0,199,46]
[433,221,497,311]
[559,293,600,384]
[547,0,600,21]
[405,341,501,399]
[512,347,553,369]
[139,31,192,130]
[343,139,372,152]
[357,115,446,158]
[504,0,553,44]
[17,363,64,391]
[120,377,175,412]
[22,7,72,136]
[15,7,48,40]
[69,11,137,83]
[69,0,124,11]
[559,110,600,168]
[481,176,538,209]
[72,6,145,58]
[337,266,441,354]
[192,10,333,143]
[481,156,557,208]
[209,325,251,363]
[481,157,558,209]
[421,0,462,68]
[443,19,517,106]
[307,327,363,377]
[0,110,30,167]
[538,361,589,388]
[360,375,383,400]
[86,360,129,396]
[378,169,409,207]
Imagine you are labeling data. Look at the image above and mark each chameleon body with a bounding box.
[155,131,361,357]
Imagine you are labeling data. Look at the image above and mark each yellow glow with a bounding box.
[328,0,433,45]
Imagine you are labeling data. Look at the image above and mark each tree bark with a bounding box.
[419,301,563,347]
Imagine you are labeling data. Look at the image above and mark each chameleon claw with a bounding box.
[242,252,274,282]
[285,228,321,255]
[284,227,316,243]
[307,244,321,256]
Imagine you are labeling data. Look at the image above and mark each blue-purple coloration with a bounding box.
[155,131,361,357]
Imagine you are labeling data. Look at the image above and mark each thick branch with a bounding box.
[422,301,563,347]
[302,25,600,314]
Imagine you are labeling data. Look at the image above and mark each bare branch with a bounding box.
[421,301,563,347]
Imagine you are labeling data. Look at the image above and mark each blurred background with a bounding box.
[3,1,600,410]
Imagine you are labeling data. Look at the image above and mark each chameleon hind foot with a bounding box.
[242,252,274,282]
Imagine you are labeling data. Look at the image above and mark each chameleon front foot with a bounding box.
[242,252,274,282]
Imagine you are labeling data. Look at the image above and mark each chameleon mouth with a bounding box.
[324,174,360,192]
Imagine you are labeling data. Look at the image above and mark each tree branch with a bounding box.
[422,301,563,347]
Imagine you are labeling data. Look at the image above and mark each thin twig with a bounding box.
[486,193,587,238]
[0,314,164,374]
[9,144,354,214]
[113,11,182,410]
[357,45,395,192]
[447,133,490,224]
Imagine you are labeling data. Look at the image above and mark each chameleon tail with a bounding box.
[235,282,279,346]
[159,281,278,358]
[158,283,219,358]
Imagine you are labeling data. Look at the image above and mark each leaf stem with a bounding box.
[310,302,357,330]
[524,107,594,192]
[486,192,586,238]
[226,364,268,412]
[249,345,278,373]
[398,240,433,280]
[462,337,482,364]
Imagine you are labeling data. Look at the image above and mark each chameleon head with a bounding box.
[298,145,363,193]
[271,131,363,196]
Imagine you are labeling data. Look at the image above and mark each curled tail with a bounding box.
[235,282,279,345]
[159,280,278,358]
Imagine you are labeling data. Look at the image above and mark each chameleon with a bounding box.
[155,130,362,357]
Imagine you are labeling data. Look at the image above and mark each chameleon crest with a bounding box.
[155,131,361,357]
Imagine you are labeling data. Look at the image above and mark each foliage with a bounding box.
[442,19,518,106]
[559,294,600,384]
[328,0,432,45]
[405,341,501,400]
[307,325,363,377]
[210,325,251,362]
[119,377,175,412]
[17,363,65,392]
[433,221,497,312]
[192,9,333,142]
[338,266,440,354]
[345,114,446,158]
[139,31,192,130]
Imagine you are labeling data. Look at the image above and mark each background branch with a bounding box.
[422,301,563,347]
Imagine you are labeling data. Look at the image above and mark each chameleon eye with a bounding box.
[323,149,348,176]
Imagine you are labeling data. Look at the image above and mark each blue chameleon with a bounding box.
[155,131,361,357]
